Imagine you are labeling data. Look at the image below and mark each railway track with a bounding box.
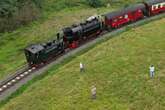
[0,13,164,101]
[0,67,36,93]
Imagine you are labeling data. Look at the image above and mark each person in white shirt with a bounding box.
[91,85,96,99]
[80,62,84,72]
[149,65,155,78]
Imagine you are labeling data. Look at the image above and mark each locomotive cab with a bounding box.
[25,33,65,67]
[24,44,44,66]
[62,25,82,49]
[86,15,104,29]
[63,25,82,42]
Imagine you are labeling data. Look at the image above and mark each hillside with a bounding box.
[1,18,165,110]
[0,0,141,80]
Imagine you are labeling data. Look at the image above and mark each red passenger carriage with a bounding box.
[144,0,165,16]
[104,4,146,29]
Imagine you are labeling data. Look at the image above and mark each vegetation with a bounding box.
[0,0,43,17]
[0,0,43,32]
[0,18,165,110]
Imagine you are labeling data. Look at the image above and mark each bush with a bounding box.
[86,0,103,8]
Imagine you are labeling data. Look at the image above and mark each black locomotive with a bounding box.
[25,36,64,66]
[25,0,165,67]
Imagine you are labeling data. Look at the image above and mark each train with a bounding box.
[25,0,165,67]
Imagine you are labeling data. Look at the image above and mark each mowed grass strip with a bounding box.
[0,18,165,110]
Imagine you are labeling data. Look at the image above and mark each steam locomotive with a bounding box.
[25,0,165,67]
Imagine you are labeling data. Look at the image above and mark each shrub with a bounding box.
[86,0,103,8]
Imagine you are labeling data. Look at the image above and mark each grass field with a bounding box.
[0,18,164,110]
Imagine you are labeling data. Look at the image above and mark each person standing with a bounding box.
[149,65,155,78]
[91,86,97,99]
[80,62,84,72]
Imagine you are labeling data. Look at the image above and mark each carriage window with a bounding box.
[158,5,161,8]
[119,16,123,19]
[124,14,128,19]
[152,6,156,10]
[154,6,156,9]
[114,19,117,22]
[161,4,163,8]
[152,6,154,10]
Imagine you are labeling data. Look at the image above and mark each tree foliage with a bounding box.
[0,0,16,17]
[0,0,43,32]
[0,0,43,17]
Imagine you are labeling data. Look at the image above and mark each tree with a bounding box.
[0,0,43,32]
[0,0,43,17]
[0,0,17,17]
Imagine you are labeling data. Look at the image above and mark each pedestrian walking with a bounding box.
[149,65,155,78]
[91,85,96,99]
[80,62,84,72]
